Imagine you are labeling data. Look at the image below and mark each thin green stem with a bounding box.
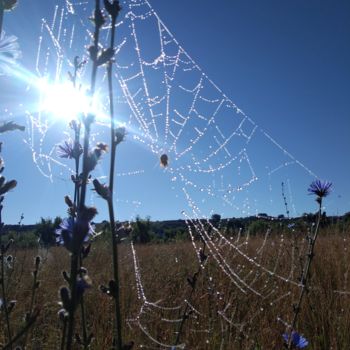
[287,200,322,349]
[73,136,81,208]
[2,315,37,350]
[22,268,38,347]
[60,319,67,350]
[78,123,91,212]
[0,210,13,349]
[79,256,89,349]
[90,0,101,98]
[175,288,195,346]
[65,253,79,350]
[79,0,101,208]
[0,5,4,36]
[108,17,116,193]
[107,198,123,350]
[106,12,123,350]
[175,242,206,345]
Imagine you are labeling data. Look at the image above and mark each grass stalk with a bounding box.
[79,255,89,349]
[22,260,40,347]
[105,11,123,349]
[0,209,13,349]
[287,199,323,349]
[2,311,38,350]
[65,252,79,350]
[175,242,207,345]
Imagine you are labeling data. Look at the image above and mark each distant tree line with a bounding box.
[1,212,350,247]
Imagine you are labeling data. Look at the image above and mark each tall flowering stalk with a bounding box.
[22,256,41,348]
[0,121,33,349]
[92,1,125,349]
[63,56,91,349]
[285,180,332,349]
[0,202,15,348]
[58,1,112,349]
[0,140,15,348]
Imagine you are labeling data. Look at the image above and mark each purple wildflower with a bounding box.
[308,180,332,199]
[55,217,95,252]
[57,140,83,160]
[0,31,21,75]
[283,331,309,349]
[77,275,92,299]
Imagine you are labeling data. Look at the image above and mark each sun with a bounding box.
[37,79,103,121]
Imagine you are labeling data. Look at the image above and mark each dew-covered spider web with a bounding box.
[15,0,350,348]
[28,0,317,217]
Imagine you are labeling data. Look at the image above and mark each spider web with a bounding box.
[28,0,317,219]
[18,0,348,348]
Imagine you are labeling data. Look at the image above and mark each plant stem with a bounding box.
[64,2,104,347]
[106,12,123,350]
[287,199,322,349]
[0,209,13,349]
[90,0,101,98]
[64,122,90,349]
[65,252,79,350]
[95,33,123,349]
[175,242,206,345]
[3,311,38,350]
[79,0,100,207]
[65,1,102,347]
[107,198,123,349]
[60,319,67,350]
[22,267,39,347]
[78,122,91,212]
[0,5,4,36]
[73,128,81,208]
[79,256,89,349]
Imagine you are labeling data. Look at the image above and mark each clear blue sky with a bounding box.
[0,0,349,224]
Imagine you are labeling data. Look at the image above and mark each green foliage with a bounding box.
[248,220,270,235]
[34,217,62,247]
[210,213,221,228]
[132,216,152,244]
[1,230,38,248]
[343,212,350,224]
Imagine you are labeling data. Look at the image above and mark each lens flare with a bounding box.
[38,79,103,121]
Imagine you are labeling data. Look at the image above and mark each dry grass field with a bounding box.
[1,226,350,349]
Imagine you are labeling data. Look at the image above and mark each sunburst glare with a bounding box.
[37,79,104,121]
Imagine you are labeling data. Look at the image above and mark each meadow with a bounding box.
[1,222,350,349]
[1,1,349,349]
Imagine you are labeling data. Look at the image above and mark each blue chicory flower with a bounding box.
[57,140,83,160]
[283,331,309,349]
[0,31,21,75]
[56,217,95,252]
[77,275,92,299]
[308,180,332,199]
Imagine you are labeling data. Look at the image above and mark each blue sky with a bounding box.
[0,0,349,224]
